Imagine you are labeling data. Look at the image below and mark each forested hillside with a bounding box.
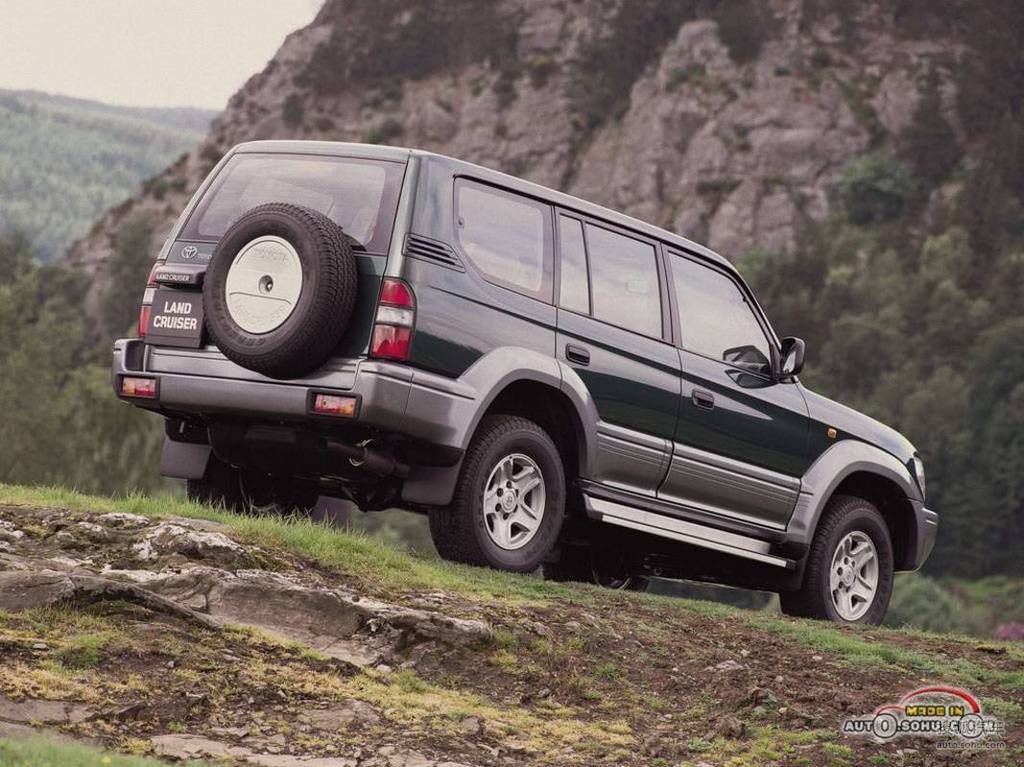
[3,1,1022,603]
[0,89,211,260]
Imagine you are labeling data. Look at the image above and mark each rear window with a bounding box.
[181,154,404,252]
[455,179,553,300]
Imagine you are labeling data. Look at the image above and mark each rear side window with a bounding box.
[455,179,553,300]
[558,216,590,314]
[586,224,662,338]
[182,154,404,253]
[671,255,772,376]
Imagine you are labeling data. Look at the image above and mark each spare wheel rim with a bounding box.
[224,235,303,334]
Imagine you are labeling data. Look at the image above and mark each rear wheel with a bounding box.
[429,415,565,573]
[780,494,894,624]
[543,544,649,592]
[187,456,319,516]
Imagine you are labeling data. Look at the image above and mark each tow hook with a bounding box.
[325,439,410,478]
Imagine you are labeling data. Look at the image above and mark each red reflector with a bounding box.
[312,393,358,417]
[138,305,151,338]
[371,325,412,360]
[379,278,414,308]
[121,376,157,399]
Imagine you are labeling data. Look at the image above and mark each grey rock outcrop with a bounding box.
[0,506,491,671]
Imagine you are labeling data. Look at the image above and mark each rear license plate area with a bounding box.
[147,289,204,348]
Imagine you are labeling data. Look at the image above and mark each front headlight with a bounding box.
[912,456,926,501]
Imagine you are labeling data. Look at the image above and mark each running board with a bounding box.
[586,496,794,569]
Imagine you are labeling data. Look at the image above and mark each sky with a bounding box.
[0,0,323,110]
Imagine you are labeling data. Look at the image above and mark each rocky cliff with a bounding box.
[66,0,966,307]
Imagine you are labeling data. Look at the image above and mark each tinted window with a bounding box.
[456,180,552,298]
[182,154,404,252]
[558,216,589,314]
[586,224,661,337]
[672,256,772,375]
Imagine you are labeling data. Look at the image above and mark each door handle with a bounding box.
[692,389,715,410]
[565,344,590,366]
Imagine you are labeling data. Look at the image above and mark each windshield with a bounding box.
[181,153,404,253]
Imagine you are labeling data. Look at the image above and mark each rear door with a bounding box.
[153,151,405,358]
[658,252,809,530]
[555,213,680,496]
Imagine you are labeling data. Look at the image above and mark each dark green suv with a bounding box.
[113,141,936,624]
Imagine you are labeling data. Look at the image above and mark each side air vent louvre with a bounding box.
[405,234,463,270]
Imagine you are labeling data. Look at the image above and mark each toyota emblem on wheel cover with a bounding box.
[181,245,198,259]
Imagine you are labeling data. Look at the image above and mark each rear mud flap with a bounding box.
[160,437,212,480]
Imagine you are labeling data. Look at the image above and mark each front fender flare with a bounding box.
[787,439,921,548]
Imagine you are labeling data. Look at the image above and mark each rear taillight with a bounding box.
[138,304,151,338]
[146,263,161,288]
[370,277,415,361]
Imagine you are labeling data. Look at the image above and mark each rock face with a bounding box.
[0,505,490,671]
[66,0,964,316]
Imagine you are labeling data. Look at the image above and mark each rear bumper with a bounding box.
[111,339,475,451]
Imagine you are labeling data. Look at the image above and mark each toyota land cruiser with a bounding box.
[113,141,937,624]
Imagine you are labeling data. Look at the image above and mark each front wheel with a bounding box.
[780,494,894,624]
[428,415,565,572]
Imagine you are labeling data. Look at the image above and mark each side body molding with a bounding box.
[787,439,921,547]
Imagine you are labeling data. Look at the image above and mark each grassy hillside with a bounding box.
[0,484,1021,766]
[0,89,211,260]
[0,737,217,767]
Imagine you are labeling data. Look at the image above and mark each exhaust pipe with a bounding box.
[325,439,410,478]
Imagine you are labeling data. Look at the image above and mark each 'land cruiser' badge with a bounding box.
[146,289,204,348]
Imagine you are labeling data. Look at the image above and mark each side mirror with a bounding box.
[779,337,806,379]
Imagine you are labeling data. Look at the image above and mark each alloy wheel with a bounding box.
[829,530,878,620]
[483,453,545,550]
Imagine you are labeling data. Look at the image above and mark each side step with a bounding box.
[585,495,795,569]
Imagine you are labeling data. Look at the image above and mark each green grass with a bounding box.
[748,613,1024,695]
[0,735,218,767]
[58,632,113,669]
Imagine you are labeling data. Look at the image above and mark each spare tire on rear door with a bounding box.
[203,202,357,378]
